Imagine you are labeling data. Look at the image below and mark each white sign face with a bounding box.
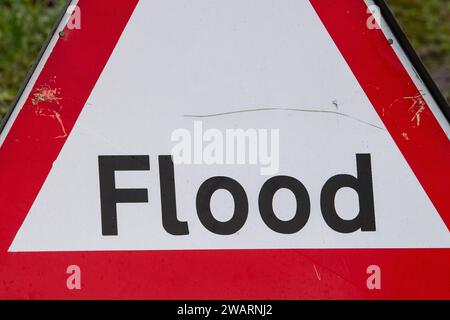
[3,0,450,253]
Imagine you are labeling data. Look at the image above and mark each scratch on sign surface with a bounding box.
[32,85,62,106]
[401,132,409,141]
[184,107,385,131]
[313,264,322,281]
[30,85,67,139]
[386,92,427,127]
[405,94,426,126]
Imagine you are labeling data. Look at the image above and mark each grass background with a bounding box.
[0,0,449,120]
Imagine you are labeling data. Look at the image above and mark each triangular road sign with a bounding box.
[0,0,449,299]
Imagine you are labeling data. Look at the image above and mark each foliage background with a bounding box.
[0,0,449,120]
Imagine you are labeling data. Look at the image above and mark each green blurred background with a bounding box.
[0,0,449,120]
